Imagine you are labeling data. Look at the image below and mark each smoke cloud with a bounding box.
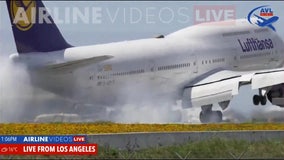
[0,55,283,123]
[0,56,33,122]
[0,55,72,123]
[108,84,284,123]
[105,81,183,123]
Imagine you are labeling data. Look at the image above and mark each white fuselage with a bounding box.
[23,19,284,107]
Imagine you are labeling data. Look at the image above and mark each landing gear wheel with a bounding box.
[199,111,207,124]
[253,95,267,106]
[199,111,223,123]
[260,96,267,105]
[253,95,260,105]
[214,111,223,123]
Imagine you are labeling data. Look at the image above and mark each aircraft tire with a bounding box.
[253,95,260,105]
[260,96,267,105]
[199,110,222,123]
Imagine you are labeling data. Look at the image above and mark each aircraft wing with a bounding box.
[38,55,113,74]
[184,67,284,107]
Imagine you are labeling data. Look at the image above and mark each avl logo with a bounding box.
[194,5,236,25]
[247,5,279,31]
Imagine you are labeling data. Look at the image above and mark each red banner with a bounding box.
[0,144,97,155]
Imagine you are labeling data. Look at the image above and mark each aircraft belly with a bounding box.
[30,72,75,98]
[74,71,188,106]
[78,69,194,106]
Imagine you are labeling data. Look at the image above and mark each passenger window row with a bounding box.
[97,69,145,79]
[202,58,225,64]
[158,63,191,71]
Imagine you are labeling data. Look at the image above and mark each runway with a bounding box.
[86,130,284,150]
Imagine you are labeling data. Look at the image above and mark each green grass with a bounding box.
[1,138,283,159]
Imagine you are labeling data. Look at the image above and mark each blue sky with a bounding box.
[0,1,283,54]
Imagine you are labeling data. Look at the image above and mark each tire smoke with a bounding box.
[0,55,283,123]
[0,56,33,122]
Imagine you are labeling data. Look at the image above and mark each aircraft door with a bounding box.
[191,54,198,74]
[145,59,156,80]
[232,48,240,70]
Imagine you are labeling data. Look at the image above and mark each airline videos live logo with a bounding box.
[73,136,86,142]
[0,144,97,155]
[194,5,236,25]
[0,135,97,155]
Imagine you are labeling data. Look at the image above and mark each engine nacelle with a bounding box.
[267,83,284,107]
[181,87,232,109]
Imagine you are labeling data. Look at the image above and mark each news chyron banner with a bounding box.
[0,135,97,155]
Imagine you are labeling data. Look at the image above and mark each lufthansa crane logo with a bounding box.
[10,0,36,31]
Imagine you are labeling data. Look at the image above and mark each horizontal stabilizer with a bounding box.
[39,55,113,74]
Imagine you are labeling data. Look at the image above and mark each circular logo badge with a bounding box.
[10,0,36,31]
[247,5,279,31]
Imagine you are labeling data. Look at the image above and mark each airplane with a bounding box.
[4,0,284,123]
[253,14,279,31]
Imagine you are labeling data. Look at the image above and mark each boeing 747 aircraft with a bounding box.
[5,0,284,123]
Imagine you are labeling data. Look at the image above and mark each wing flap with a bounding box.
[252,69,284,89]
[184,67,284,107]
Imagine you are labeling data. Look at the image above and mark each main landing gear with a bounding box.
[253,89,267,106]
[199,104,222,123]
